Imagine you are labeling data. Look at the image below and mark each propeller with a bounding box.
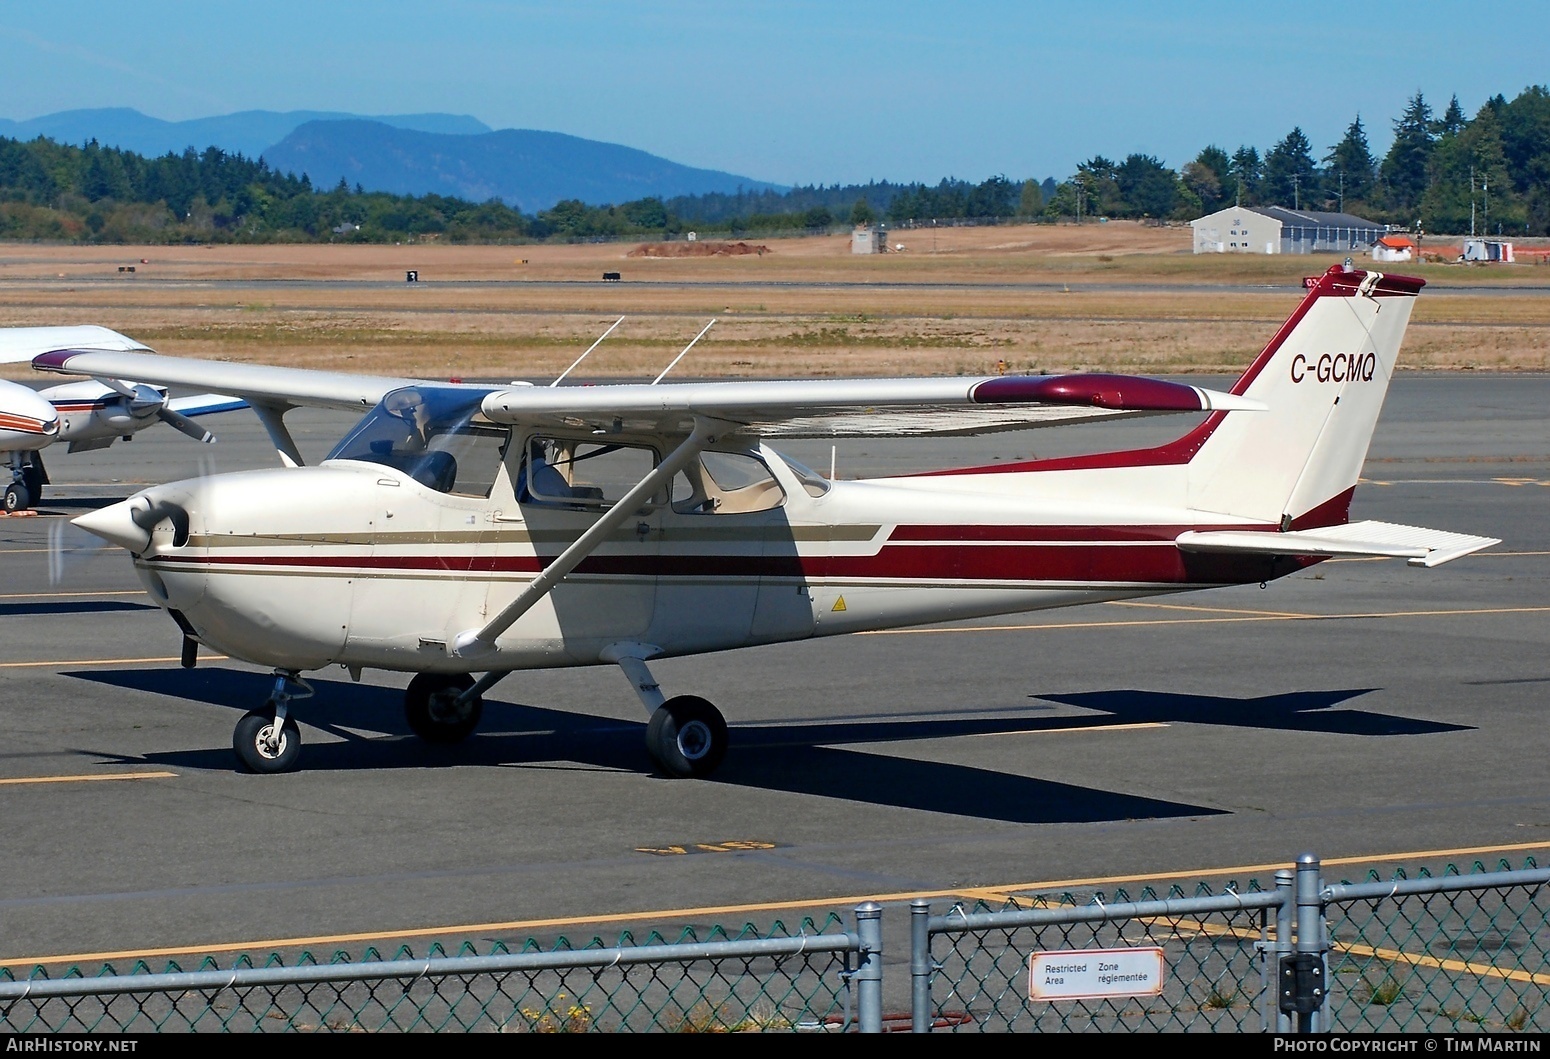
[47,517,112,586]
[97,377,216,443]
[156,406,215,443]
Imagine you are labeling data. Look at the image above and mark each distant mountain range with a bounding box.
[263,121,783,213]
[0,108,491,162]
[0,108,784,212]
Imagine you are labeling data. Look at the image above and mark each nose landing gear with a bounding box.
[233,670,311,773]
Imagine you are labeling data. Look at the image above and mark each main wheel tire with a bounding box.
[3,483,28,513]
[405,673,483,743]
[233,709,301,774]
[646,695,728,778]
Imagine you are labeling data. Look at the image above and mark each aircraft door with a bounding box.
[344,422,514,666]
[653,448,815,651]
[506,435,662,656]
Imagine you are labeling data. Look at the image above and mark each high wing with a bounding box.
[476,373,1265,439]
[25,330,1263,443]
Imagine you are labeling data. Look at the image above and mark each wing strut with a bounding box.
[249,402,305,467]
[449,417,719,658]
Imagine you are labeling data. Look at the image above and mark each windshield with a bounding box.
[326,386,509,496]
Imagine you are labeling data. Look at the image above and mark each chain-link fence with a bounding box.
[0,913,872,1033]
[1,854,1543,1032]
[916,855,1548,1033]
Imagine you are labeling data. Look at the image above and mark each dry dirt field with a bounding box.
[2,221,1548,381]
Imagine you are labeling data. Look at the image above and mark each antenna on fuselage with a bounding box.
[652,319,715,385]
[551,316,624,387]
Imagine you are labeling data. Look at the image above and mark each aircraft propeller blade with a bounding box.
[47,518,112,586]
[157,406,215,443]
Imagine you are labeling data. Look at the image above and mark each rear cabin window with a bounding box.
[671,450,786,513]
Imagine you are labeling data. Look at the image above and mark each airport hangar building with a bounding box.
[1191,205,1391,254]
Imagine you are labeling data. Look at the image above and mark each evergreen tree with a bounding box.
[1017,178,1044,217]
[1421,102,1520,235]
[1495,86,1550,233]
[1182,145,1231,213]
[1438,95,1468,136]
[1262,128,1319,209]
[1229,146,1262,205]
[1115,154,1179,219]
[1380,91,1435,216]
[1075,156,1123,217]
[1324,116,1377,210]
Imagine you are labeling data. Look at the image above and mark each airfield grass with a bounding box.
[2,221,1548,381]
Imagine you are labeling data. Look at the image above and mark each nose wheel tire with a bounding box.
[646,695,728,778]
[233,709,301,774]
[405,673,483,743]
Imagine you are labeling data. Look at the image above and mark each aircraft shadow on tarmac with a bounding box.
[65,669,1462,825]
[0,601,156,617]
[1035,689,1473,737]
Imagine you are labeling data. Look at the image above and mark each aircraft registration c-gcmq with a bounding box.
[3,265,1500,778]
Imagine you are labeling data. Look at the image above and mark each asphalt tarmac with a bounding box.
[0,373,1545,975]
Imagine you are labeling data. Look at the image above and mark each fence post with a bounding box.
[1295,852,1327,1033]
[854,901,883,1033]
[910,899,931,1032]
[1274,868,1295,1033]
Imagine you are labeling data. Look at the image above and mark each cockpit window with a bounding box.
[326,387,510,497]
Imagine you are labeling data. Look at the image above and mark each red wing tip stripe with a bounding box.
[970,373,1205,411]
[31,349,83,371]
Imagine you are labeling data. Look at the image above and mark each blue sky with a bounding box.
[2,2,1546,186]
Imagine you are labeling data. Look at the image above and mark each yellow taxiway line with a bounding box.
[0,655,227,669]
[863,603,1550,636]
[0,772,176,787]
[6,839,1548,970]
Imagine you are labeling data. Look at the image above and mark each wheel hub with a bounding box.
[677,720,712,761]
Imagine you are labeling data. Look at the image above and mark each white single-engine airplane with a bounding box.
[19,265,1498,777]
[0,326,244,511]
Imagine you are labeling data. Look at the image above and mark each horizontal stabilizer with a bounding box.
[1176,520,1500,568]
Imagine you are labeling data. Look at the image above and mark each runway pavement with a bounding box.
[0,373,1545,972]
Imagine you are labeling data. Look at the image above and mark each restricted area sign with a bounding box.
[1029,947,1166,1002]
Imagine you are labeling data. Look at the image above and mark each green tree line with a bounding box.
[1055,87,1550,235]
[2,84,1548,242]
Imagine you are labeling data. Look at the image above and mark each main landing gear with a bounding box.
[233,670,311,773]
[404,672,484,742]
[644,694,729,778]
[607,651,729,778]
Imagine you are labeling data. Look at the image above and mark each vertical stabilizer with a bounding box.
[1185,266,1421,526]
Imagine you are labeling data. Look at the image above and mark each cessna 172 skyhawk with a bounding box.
[0,326,243,511]
[21,265,1498,777]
